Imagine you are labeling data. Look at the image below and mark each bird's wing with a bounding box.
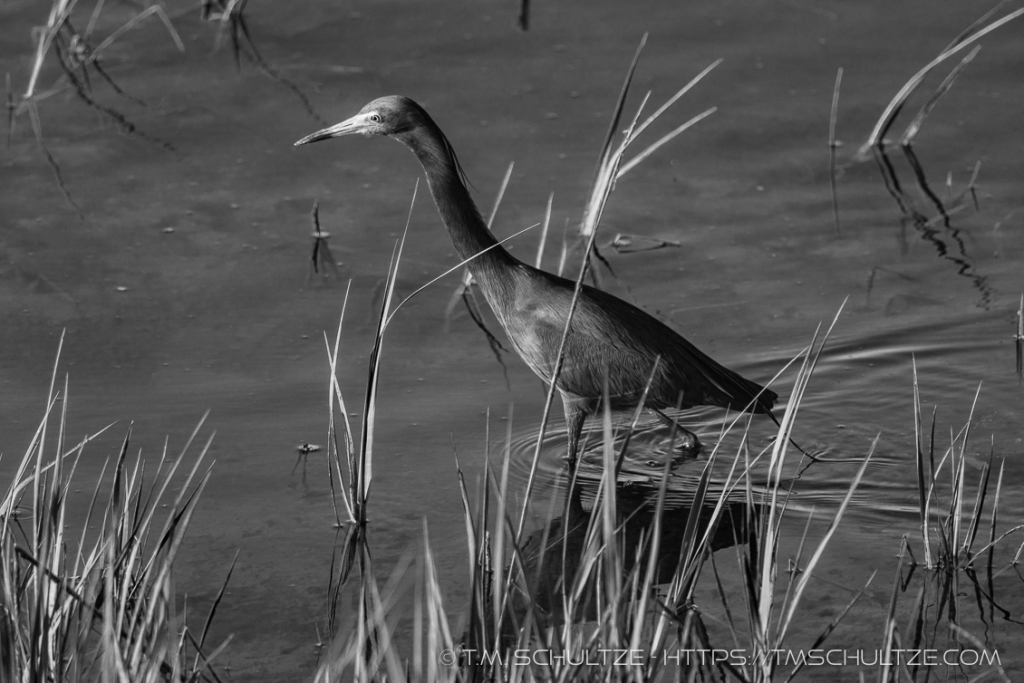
[508,267,776,413]
[580,284,777,413]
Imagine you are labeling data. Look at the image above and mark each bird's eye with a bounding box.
[369,113,382,123]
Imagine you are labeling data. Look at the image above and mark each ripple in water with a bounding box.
[504,406,832,512]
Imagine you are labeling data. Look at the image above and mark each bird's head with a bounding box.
[295,95,470,187]
[294,96,427,146]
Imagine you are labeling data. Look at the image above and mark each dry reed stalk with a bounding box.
[860,5,1024,155]
[899,45,981,147]
[204,0,325,125]
[1,340,226,682]
[12,0,185,212]
[829,67,842,234]
[1016,294,1023,380]
[308,200,341,284]
[534,192,554,269]
[512,38,720,561]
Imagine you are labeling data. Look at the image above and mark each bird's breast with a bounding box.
[502,306,562,381]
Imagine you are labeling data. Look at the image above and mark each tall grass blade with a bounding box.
[616,107,716,179]
[861,6,1024,153]
[591,33,648,185]
[535,192,554,269]
[778,437,876,637]
[360,182,418,510]
[1016,294,1023,381]
[829,67,843,234]
[900,45,981,147]
[324,281,356,526]
[912,356,933,567]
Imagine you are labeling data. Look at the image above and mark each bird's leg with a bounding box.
[652,408,702,456]
[560,402,588,518]
[565,406,586,467]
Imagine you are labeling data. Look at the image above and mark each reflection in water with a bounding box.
[500,412,787,629]
[889,544,1024,677]
[606,233,682,254]
[871,146,993,309]
[1017,297,1023,380]
[306,200,342,287]
[518,487,757,623]
[506,410,818,509]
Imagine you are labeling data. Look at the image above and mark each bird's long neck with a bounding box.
[399,124,517,275]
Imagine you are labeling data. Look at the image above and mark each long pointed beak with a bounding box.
[294,113,372,146]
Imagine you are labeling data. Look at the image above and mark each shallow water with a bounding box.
[2,0,1023,679]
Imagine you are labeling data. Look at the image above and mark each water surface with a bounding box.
[1,0,1023,679]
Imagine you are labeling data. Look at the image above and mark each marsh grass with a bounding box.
[577,36,719,286]
[11,0,322,212]
[202,0,256,71]
[307,110,1024,678]
[448,41,718,355]
[21,0,183,140]
[878,540,1014,683]
[911,359,1023,573]
[10,0,184,213]
[1015,295,1023,381]
[897,45,980,148]
[313,252,1024,682]
[303,40,897,681]
[307,200,342,287]
[313,251,881,682]
[534,193,555,269]
[694,309,884,683]
[201,0,326,125]
[828,68,842,235]
[5,72,15,148]
[0,336,229,682]
[855,2,1022,309]
[860,1,1024,155]
[863,359,1024,682]
[305,78,880,680]
[304,32,1022,682]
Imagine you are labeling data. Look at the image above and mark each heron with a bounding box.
[295,95,777,465]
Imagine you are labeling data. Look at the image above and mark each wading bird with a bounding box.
[295,95,777,464]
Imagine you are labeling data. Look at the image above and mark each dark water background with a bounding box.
[2,0,1023,679]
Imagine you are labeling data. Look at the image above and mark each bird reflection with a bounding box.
[520,487,756,624]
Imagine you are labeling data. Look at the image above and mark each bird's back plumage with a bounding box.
[490,264,777,417]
